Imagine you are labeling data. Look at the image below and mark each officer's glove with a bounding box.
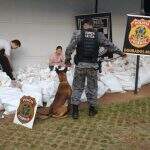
[97,65,102,73]
[98,67,102,73]
[97,60,102,73]
[11,71,16,81]
[121,53,127,58]
[49,65,54,71]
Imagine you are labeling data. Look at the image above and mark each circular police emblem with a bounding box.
[129,19,150,48]
[17,96,36,124]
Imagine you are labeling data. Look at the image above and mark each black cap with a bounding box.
[82,18,94,26]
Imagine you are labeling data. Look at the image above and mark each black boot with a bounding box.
[72,105,79,119]
[89,106,98,117]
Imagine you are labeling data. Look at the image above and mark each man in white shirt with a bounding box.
[0,39,21,80]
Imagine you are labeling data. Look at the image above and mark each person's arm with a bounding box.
[60,54,65,64]
[98,32,126,57]
[65,30,80,61]
[5,54,16,80]
[5,53,14,73]
[4,42,14,69]
[6,55,12,67]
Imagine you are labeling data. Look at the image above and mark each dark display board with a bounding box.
[75,13,112,41]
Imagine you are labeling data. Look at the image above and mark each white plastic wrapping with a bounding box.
[0,71,11,87]
[100,73,123,93]
[139,66,150,86]
[0,87,22,112]
[0,56,149,114]
[0,103,4,111]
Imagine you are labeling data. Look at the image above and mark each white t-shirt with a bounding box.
[0,39,11,56]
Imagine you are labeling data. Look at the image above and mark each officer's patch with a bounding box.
[85,31,95,38]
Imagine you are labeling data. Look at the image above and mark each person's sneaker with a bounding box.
[72,105,79,119]
[89,106,98,117]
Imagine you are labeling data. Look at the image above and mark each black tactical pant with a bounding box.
[0,49,14,80]
[71,67,98,106]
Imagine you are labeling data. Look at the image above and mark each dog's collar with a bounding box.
[59,81,69,83]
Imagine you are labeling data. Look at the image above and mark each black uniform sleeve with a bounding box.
[98,32,125,56]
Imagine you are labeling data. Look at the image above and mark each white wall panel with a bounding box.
[0,0,141,69]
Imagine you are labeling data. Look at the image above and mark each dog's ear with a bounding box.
[63,67,68,73]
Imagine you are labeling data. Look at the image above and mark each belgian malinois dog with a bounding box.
[49,67,72,118]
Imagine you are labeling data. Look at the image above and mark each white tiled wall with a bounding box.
[0,0,141,69]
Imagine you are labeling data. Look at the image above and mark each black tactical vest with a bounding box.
[75,29,99,64]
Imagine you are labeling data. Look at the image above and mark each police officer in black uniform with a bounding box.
[65,19,126,119]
